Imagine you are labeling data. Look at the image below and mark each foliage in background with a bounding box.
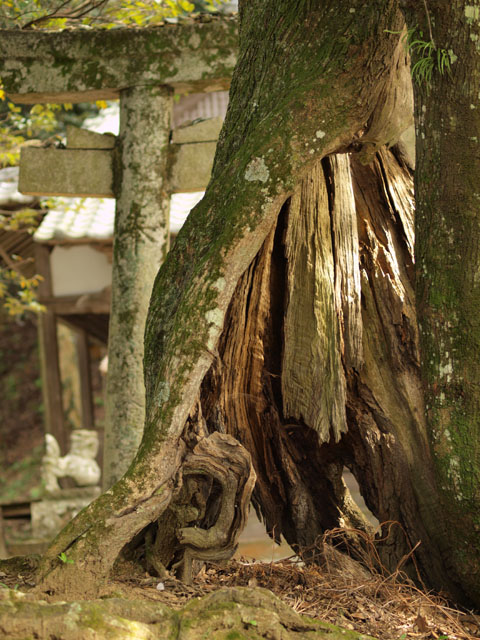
[0,0,230,30]
[0,309,44,503]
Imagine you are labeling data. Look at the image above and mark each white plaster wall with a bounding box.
[51,245,112,296]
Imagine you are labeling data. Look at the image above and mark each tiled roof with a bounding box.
[33,191,204,242]
[0,166,36,208]
[34,197,114,242]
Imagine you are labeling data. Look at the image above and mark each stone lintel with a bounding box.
[19,142,217,197]
[19,147,114,198]
[0,18,237,104]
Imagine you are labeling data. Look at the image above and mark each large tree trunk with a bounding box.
[33,0,479,608]
[402,0,480,604]
[200,146,461,600]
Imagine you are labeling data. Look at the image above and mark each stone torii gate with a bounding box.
[0,17,238,489]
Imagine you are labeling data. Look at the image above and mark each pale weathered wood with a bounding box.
[282,162,346,442]
[200,208,368,550]
[35,244,67,454]
[357,32,413,163]
[330,154,363,371]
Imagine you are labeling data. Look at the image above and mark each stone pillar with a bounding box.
[103,85,173,489]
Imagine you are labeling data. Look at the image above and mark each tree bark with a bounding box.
[402,0,480,604]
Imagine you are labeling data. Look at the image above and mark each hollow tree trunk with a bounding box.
[35,0,480,608]
[200,146,461,600]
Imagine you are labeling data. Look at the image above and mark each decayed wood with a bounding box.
[359,32,414,162]
[198,148,447,587]
[330,155,363,371]
[201,164,372,552]
[282,161,346,442]
[175,431,255,583]
[343,149,451,588]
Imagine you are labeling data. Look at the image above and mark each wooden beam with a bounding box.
[43,294,111,315]
[0,509,7,559]
[35,244,67,454]
[76,329,94,431]
[1,502,32,519]
[0,19,237,104]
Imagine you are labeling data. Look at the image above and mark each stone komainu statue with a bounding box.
[42,429,101,493]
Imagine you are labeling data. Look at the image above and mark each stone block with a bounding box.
[19,147,114,197]
[66,125,116,150]
[169,141,216,192]
[171,116,223,144]
[31,487,101,539]
[0,20,238,104]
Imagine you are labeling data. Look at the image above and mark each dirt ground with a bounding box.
[1,534,479,640]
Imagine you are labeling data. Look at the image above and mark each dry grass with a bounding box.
[117,525,480,640]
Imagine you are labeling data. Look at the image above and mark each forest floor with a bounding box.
[1,538,479,640]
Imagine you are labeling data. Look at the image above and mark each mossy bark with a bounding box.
[402,0,480,604]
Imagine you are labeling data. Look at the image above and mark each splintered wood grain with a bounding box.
[378,146,415,257]
[330,154,363,372]
[282,162,346,442]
